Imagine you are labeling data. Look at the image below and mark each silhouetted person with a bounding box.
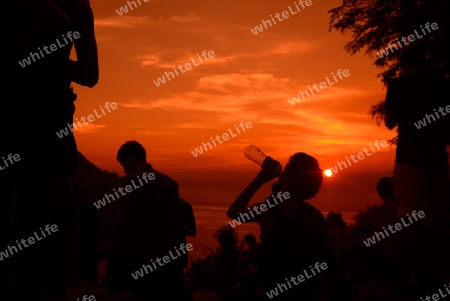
[1,2,69,299]
[326,212,347,261]
[192,277,221,301]
[384,49,449,291]
[42,184,102,300]
[241,234,260,271]
[1,0,98,300]
[169,198,197,301]
[376,177,395,203]
[348,178,397,245]
[227,153,333,300]
[106,141,185,301]
[239,234,261,294]
[74,185,99,284]
[347,177,404,284]
[385,51,449,219]
[326,212,346,228]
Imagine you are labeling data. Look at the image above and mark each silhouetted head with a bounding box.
[117,140,147,174]
[271,183,281,194]
[376,177,394,203]
[244,234,257,246]
[326,212,346,228]
[277,153,323,201]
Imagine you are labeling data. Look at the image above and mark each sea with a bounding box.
[166,168,392,260]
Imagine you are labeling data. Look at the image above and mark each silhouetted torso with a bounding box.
[2,2,72,93]
[112,165,183,263]
[385,72,450,170]
[257,199,329,257]
[351,205,398,257]
[1,1,76,173]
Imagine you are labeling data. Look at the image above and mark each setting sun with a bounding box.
[324,169,333,177]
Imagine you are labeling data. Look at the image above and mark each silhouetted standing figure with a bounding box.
[170,198,197,301]
[347,177,405,284]
[74,185,99,284]
[106,141,185,301]
[239,233,261,294]
[227,153,334,301]
[1,0,98,300]
[241,234,260,272]
[326,212,347,263]
[384,49,450,291]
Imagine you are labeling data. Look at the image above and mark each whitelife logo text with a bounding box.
[18,31,80,68]
[56,102,118,139]
[250,0,313,35]
[228,192,291,228]
[93,172,156,209]
[329,140,388,174]
[115,0,150,16]
[376,22,439,58]
[363,210,425,247]
[131,243,194,280]
[190,121,253,158]
[153,50,215,87]
[288,69,350,106]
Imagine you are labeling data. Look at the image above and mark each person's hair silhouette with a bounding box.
[117,140,146,160]
[244,234,257,245]
[116,140,148,173]
[278,153,323,200]
[326,212,346,228]
[376,177,394,204]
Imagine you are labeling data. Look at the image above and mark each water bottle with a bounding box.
[244,145,267,166]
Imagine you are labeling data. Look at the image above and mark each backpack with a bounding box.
[261,203,315,272]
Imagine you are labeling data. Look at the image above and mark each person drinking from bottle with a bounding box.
[227,153,336,300]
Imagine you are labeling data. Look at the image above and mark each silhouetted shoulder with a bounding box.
[252,202,268,220]
[153,171,179,191]
[300,202,327,228]
[301,201,324,217]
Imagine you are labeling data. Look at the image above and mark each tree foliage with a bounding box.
[329,0,450,83]
[329,0,449,144]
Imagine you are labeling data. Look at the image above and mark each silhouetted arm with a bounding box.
[227,178,266,221]
[2,0,69,52]
[227,158,281,221]
[68,0,99,87]
[316,216,341,299]
[115,176,133,222]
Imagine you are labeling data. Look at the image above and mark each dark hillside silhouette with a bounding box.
[75,152,122,243]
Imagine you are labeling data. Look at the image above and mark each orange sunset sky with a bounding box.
[71,0,396,176]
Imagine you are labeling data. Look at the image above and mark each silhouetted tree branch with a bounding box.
[329,0,450,82]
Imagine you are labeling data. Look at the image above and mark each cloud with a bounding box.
[136,130,178,135]
[169,13,201,23]
[271,41,319,54]
[137,52,235,68]
[120,73,291,115]
[95,16,148,29]
[74,124,107,134]
[175,123,209,129]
